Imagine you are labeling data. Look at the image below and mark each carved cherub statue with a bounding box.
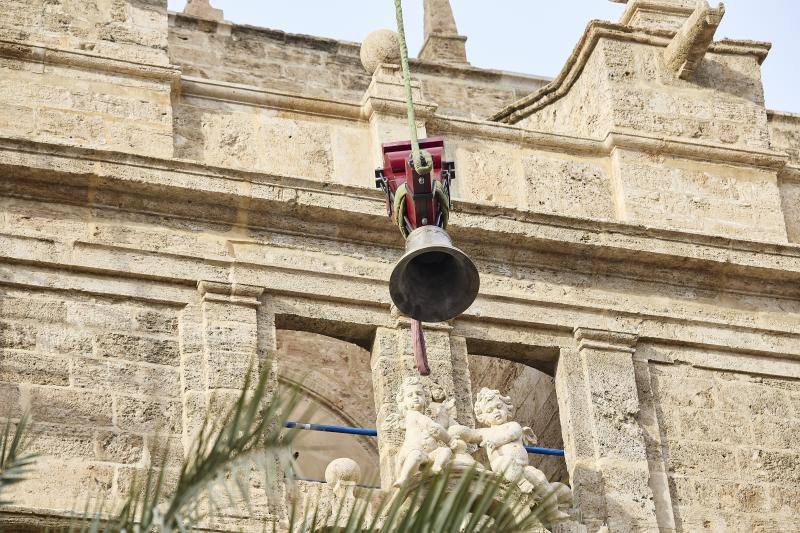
[471,388,572,521]
[391,376,454,486]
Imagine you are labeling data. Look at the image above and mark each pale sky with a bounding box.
[167,1,800,113]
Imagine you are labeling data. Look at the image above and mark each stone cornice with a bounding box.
[2,136,800,291]
[0,39,181,85]
[490,20,771,124]
[181,76,363,121]
[197,280,264,307]
[430,115,788,171]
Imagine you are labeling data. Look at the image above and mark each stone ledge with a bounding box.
[1,136,800,287]
[0,39,182,85]
[181,76,363,121]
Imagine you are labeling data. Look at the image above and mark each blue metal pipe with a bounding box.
[284,421,565,457]
[524,446,565,457]
[285,421,378,437]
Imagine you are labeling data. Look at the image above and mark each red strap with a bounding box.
[411,319,430,376]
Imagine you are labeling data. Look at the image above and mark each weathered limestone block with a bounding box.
[183,0,223,22]
[0,0,175,158]
[195,106,342,181]
[451,140,524,207]
[611,149,788,242]
[769,111,800,165]
[603,39,771,149]
[646,358,800,530]
[779,175,800,244]
[0,0,170,66]
[0,54,175,158]
[0,288,186,515]
[262,117,334,180]
[361,63,435,168]
[523,154,615,221]
[617,0,702,32]
[516,50,612,139]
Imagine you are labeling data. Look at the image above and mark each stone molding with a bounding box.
[181,76,363,121]
[197,280,264,307]
[663,1,725,80]
[490,20,771,124]
[0,39,181,84]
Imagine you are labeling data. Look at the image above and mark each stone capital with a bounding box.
[360,64,437,121]
[197,280,264,307]
[573,327,638,353]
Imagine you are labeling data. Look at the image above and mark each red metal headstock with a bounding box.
[375,137,455,236]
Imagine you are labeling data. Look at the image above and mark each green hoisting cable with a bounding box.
[394,0,432,175]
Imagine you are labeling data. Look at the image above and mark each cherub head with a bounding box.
[474,388,515,427]
[396,376,432,414]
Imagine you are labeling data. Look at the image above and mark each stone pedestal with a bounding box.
[370,314,473,488]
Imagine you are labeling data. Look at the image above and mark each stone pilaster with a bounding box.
[418,0,469,65]
[370,312,472,488]
[181,281,266,451]
[179,282,284,525]
[555,328,659,532]
[360,64,437,168]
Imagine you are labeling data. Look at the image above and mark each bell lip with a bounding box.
[389,243,481,323]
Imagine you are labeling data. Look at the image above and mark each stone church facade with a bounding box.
[0,0,798,530]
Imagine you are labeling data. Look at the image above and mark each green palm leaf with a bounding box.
[0,412,38,506]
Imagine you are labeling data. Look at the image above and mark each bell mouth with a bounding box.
[389,226,480,323]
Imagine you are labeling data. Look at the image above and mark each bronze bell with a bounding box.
[389,225,480,323]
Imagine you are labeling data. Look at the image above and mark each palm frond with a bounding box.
[289,465,557,533]
[0,413,38,506]
[70,361,302,531]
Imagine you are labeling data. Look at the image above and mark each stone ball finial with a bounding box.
[360,29,401,74]
[324,458,362,485]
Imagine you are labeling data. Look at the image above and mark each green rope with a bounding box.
[394,0,432,175]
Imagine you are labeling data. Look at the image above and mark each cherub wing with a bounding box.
[383,412,404,431]
[522,426,538,445]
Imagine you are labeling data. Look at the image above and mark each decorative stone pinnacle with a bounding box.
[418,0,468,65]
[183,0,224,22]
